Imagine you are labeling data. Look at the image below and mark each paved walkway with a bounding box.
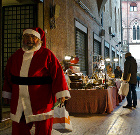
[1,87,140,135]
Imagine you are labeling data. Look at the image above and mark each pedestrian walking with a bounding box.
[123,52,137,109]
[2,27,71,135]
[137,73,140,87]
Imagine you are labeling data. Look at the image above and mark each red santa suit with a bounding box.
[2,27,71,135]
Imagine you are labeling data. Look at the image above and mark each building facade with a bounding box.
[122,0,140,72]
[44,0,122,75]
[1,0,122,77]
[0,0,123,122]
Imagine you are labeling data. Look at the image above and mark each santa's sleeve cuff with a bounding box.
[2,91,12,99]
[56,90,71,100]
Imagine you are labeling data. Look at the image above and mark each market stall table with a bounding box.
[66,87,119,114]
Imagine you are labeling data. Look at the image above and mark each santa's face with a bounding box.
[22,34,40,50]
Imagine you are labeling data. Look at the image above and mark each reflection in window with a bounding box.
[130,2,137,11]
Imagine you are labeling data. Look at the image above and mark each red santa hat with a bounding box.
[23,27,46,47]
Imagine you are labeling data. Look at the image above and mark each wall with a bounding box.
[44,0,122,76]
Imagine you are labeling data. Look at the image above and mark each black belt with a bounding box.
[11,75,53,85]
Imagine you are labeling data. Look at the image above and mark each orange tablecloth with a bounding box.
[66,87,118,114]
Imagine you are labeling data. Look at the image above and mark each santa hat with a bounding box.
[23,27,46,47]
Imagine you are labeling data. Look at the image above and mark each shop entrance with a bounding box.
[2,4,37,78]
[2,4,37,109]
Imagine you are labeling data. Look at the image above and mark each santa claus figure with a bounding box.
[2,27,71,135]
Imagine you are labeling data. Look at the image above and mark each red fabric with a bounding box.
[12,116,53,135]
[66,88,119,114]
[34,118,53,135]
[12,121,33,135]
[66,89,113,114]
[107,87,117,109]
[3,46,69,118]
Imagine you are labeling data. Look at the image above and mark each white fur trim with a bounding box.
[10,113,21,123]
[19,52,34,115]
[55,90,71,100]
[2,91,12,99]
[26,110,54,123]
[10,97,23,123]
[23,29,41,39]
[20,52,34,77]
[10,110,54,123]
[13,52,34,123]
[19,85,33,116]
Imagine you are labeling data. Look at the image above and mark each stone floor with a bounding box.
[1,87,140,135]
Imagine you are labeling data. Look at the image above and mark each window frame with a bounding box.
[130,2,137,12]
[132,21,140,42]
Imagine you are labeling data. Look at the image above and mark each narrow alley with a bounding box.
[1,87,140,135]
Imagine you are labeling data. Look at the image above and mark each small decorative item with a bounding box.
[70,56,79,64]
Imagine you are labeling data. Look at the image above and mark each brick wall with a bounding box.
[44,0,121,76]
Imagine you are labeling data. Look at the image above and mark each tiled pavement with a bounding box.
[1,87,140,135]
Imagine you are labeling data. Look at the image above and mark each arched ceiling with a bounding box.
[2,0,41,6]
[3,0,108,15]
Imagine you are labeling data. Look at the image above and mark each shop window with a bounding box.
[93,40,101,69]
[112,47,115,71]
[75,28,88,75]
[104,41,110,68]
[104,41,109,59]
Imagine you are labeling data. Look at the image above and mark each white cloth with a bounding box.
[118,81,129,96]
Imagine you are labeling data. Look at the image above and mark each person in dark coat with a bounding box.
[114,66,122,78]
[123,52,137,108]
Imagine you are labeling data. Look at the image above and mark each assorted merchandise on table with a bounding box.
[63,55,120,90]
[61,55,124,115]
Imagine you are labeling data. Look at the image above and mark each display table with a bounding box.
[66,87,119,114]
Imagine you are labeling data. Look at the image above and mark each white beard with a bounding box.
[22,43,41,52]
